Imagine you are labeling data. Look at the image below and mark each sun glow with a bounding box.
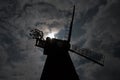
[46,32,56,38]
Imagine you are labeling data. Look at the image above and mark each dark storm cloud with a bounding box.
[18,2,57,18]
[94,57,120,80]
[0,0,75,80]
[0,21,25,64]
[71,0,107,45]
[83,0,120,55]
[0,0,18,19]
[78,0,107,25]
[0,0,120,80]
[0,0,28,66]
[113,41,120,58]
[77,0,120,80]
[15,1,73,37]
[0,0,47,80]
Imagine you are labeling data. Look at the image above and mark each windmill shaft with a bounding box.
[68,5,75,42]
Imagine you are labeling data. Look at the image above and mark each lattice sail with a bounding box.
[70,45,104,66]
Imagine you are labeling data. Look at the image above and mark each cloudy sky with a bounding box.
[0,0,120,80]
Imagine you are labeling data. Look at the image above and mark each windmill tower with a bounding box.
[29,5,104,80]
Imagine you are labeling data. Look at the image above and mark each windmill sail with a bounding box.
[69,45,104,66]
[67,5,75,42]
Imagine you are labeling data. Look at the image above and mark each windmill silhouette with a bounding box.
[29,5,104,80]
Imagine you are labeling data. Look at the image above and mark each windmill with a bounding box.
[29,5,104,80]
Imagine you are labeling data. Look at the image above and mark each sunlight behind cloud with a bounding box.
[47,32,55,38]
[45,32,57,39]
